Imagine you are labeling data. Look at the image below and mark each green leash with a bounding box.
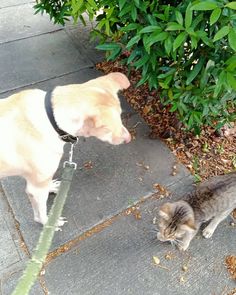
[12,142,78,295]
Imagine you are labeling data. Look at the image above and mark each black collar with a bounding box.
[44,90,78,143]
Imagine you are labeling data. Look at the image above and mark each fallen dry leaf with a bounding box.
[83,161,93,169]
[225,255,236,280]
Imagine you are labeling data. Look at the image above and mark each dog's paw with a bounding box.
[55,217,68,231]
[49,179,61,194]
[35,216,48,225]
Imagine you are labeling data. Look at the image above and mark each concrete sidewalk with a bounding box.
[0,1,235,294]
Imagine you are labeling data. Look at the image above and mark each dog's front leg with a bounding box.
[26,179,51,225]
[26,178,67,229]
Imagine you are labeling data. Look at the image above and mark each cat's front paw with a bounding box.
[202,227,214,239]
[177,242,189,251]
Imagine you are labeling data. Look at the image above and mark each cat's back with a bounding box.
[198,172,236,194]
[188,172,236,217]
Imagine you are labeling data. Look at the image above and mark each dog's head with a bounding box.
[55,72,131,145]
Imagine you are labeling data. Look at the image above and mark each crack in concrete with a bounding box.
[0,28,64,46]
[0,66,94,96]
[44,186,176,265]
[0,183,49,294]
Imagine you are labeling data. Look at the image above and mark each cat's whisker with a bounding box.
[170,240,176,247]
[175,239,184,246]
[149,228,159,233]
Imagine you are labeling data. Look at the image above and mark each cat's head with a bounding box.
[157,201,196,245]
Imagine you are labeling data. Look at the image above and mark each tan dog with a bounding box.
[0,72,131,226]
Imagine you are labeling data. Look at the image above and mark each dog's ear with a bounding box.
[107,72,130,90]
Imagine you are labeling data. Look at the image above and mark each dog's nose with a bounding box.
[122,126,131,143]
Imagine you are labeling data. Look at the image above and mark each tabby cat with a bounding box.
[157,172,236,251]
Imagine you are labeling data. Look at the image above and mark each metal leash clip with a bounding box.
[63,137,79,170]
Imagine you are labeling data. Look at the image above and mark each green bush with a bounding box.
[35,0,236,133]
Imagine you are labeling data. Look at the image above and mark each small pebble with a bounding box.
[165,254,172,260]
[153,256,160,265]
[153,217,157,224]
[179,276,186,283]
[182,265,188,272]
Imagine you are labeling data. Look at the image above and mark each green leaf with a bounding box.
[214,71,226,97]
[213,26,229,42]
[226,56,236,71]
[170,104,178,112]
[186,57,205,85]
[96,43,120,51]
[190,35,198,49]
[145,32,168,52]
[126,35,140,48]
[119,0,126,10]
[227,72,236,90]
[166,22,184,31]
[136,74,150,87]
[127,50,137,64]
[164,5,170,20]
[131,6,137,21]
[133,54,150,69]
[121,23,140,32]
[200,60,215,88]
[198,31,213,47]
[225,2,236,9]
[158,68,176,79]
[175,10,183,25]
[107,47,121,61]
[134,0,140,7]
[185,3,193,28]
[119,4,132,17]
[139,25,161,34]
[105,19,111,36]
[173,32,187,51]
[164,36,172,55]
[228,28,236,51]
[210,7,221,25]
[87,0,97,10]
[191,2,218,11]
[155,13,166,21]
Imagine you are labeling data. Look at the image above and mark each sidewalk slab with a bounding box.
[0,188,22,276]
[65,24,104,64]
[0,0,33,9]
[0,2,62,44]
[1,262,44,295]
[43,180,235,295]
[0,30,93,93]
[0,186,44,294]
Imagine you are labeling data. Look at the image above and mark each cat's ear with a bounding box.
[181,218,197,232]
[159,203,172,220]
